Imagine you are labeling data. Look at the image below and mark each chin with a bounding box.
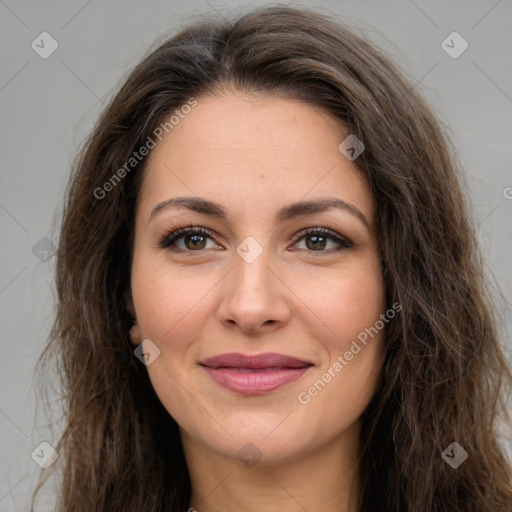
[192,417,323,467]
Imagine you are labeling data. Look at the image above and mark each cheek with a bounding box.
[293,264,387,412]
[131,258,218,345]
[298,260,386,345]
[130,263,216,426]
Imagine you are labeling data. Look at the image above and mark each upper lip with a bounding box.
[199,352,313,369]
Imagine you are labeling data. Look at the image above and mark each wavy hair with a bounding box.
[30,4,512,511]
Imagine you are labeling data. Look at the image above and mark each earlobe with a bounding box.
[129,322,142,345]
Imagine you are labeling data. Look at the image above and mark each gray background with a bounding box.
[1,0,511,510]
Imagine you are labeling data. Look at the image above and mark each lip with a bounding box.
[199,352,313,395]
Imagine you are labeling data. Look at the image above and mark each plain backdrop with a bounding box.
[1,0,511,510]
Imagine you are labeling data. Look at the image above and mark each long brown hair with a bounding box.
[30,4,512,511]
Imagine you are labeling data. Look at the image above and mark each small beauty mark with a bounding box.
[134,339,161,366]
[441,441,468,468]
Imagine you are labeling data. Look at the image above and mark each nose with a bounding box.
[216,247,291,335]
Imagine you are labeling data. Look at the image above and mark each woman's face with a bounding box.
[129,91,387,465]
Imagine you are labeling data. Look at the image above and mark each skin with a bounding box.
[127,89,387,512]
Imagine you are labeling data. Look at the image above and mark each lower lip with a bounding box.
[201,366,311,395]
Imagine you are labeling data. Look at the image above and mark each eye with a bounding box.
[157,224,352,254]
[290,227,353,253]
[158,224,221,252]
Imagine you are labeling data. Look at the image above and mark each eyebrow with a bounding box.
[149,196,369,229]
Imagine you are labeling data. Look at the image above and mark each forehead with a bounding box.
[151,91,347,152]
[137,92,373,226]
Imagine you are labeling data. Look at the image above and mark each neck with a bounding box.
[183,421,362,512]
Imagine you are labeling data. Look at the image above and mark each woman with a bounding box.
[30,4,512,511]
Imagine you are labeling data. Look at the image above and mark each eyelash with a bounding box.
[156,223,353,254]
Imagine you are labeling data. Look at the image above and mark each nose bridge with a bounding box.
[231,238,274,301]
[218,237,290,330]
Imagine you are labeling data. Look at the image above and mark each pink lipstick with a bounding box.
[199,352,313,395]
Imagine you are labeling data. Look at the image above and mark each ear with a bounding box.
[125,292,142,346]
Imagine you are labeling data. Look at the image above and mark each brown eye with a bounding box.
[159,227,219,251]
[182,233,207,250]
[291,227,353,253]
[305,234,327,250]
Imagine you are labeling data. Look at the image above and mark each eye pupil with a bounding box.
[186,235,206,249]
[306,235,326,250]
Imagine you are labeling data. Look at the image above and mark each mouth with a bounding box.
[199,352,314,395]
